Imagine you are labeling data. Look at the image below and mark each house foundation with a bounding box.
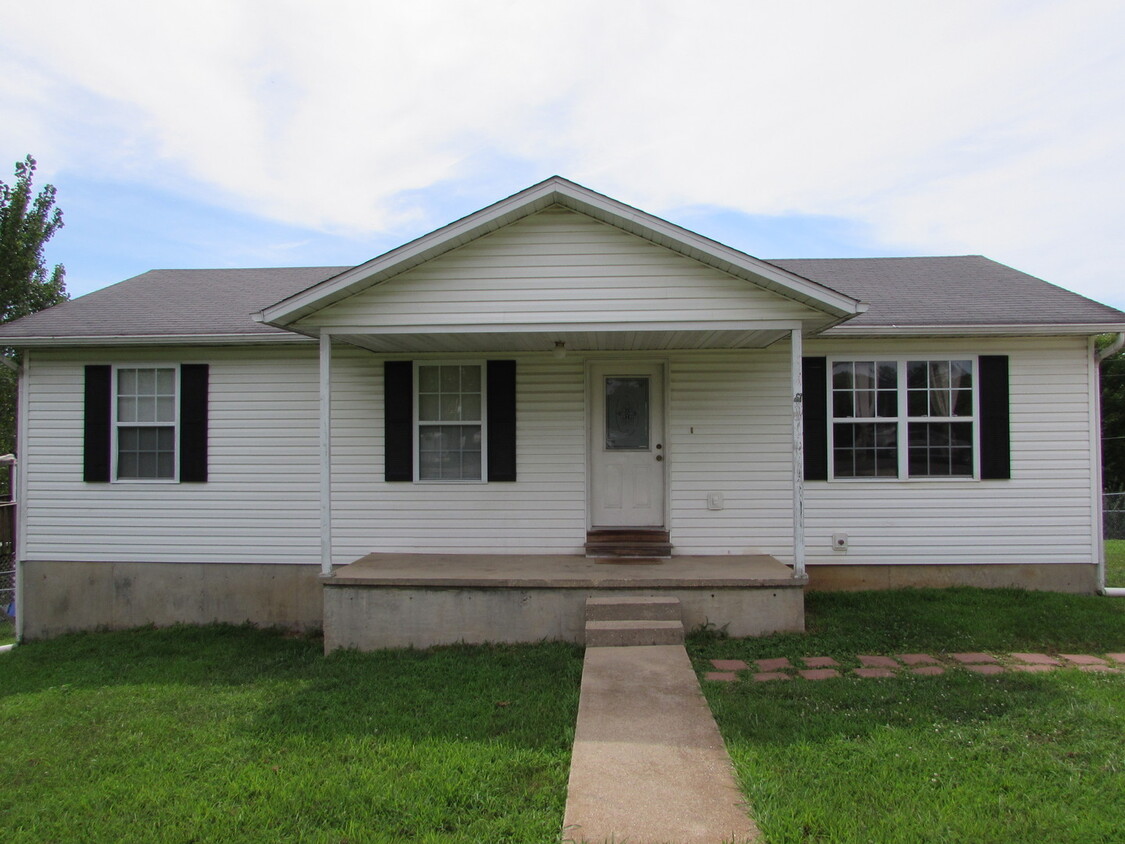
[805,562,1099,593]
[18,560,323,639]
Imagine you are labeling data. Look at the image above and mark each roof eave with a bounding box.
[257,177,866,328]
[823,322,1125,337]
[2,332,316,348]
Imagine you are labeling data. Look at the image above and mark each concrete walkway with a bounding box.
[563,644,759,844]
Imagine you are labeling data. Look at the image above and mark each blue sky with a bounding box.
[2,0,1123,309]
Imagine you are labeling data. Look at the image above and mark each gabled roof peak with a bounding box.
[256,177,866,327]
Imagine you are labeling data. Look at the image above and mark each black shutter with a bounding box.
[384,361,413,481]
[83,365,112,482]
[179,364,209,482]
[802,357,828,481]
[487,360,517,482]
[979,355,1010,480]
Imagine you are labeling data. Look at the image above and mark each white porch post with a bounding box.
[790,329,806,578]
[319,332,333,577]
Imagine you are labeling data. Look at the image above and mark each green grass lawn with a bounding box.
[1106,538,1125,587]
[0,615,12,646]
[0,626,583,843]
[690,588,1125,844]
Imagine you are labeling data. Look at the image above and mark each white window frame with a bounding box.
[111,364,180,483]
[412,361,488,483]
[827,355,980,481]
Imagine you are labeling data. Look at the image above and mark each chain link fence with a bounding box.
[1107,492,1125,540]
[0,463,12,628]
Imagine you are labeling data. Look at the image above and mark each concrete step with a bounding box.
[586,596,682,622]
[585,619,685,647]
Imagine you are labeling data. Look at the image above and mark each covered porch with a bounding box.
[322,552,805,651]
[250,180,871,650]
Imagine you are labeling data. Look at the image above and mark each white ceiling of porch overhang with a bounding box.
[331,326,794,354]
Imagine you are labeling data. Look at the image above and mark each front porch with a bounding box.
[322,552,806,651]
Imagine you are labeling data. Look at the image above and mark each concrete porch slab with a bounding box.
[330,552,801,588]
[323,553,806,652]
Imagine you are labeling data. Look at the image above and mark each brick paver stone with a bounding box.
[705,672,738,682]
[753,672,791,682]
[1078,665,1119,673]
[1107,653,1125,664]
[799,669,841,680]
[910,666,945,676]
[802,656,840,668]
[897,653,939,665]
[965,664,1005,675]
[858,655,899,669]
[854,668,895,678]
[1010,664,1056,673]
[1060,654,1108,666]
[1010,653,1061,665]
[710,659,748,672]
[950,652,999,664]
[756,657,793,672]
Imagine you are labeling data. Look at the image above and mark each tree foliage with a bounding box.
[0,155,67,323]
[0,155,69,456]
[1102,337,1125,494]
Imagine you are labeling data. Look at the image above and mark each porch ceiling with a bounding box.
[333,326,793,353]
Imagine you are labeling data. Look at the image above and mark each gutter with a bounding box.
[1095,332,1125,596]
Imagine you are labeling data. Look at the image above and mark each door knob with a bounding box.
[656,455,664,462]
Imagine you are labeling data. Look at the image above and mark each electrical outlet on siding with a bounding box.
[832,533,848,552]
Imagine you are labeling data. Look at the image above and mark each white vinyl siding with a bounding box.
[21,337,1097,569]
[23,346,321,564]
[667,349,795,555]
[804,336,1096,566]
[296,208,823,330]
[329,348,588,559]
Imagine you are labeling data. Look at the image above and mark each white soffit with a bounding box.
[256,177,866,328]
[333,327,794,354]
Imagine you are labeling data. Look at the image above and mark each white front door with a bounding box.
[589,362,666,527]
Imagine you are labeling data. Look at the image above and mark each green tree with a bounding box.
[1102,339,1125,493]
[0,155,69,457]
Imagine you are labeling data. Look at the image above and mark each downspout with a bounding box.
[791,329,806,580]
[319,333,334,578]
[1095,332,1125,596]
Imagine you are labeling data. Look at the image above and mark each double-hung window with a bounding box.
[830,358,976,479]
[114,367,178,480]
[415,363,485,481]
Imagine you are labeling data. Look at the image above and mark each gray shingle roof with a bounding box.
[0,267,349,340]
[0,255,1120,343]
[770,255,1125,327]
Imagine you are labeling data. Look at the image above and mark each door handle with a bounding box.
[656,455,664,462]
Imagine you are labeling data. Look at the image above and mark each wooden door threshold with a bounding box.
[585,528,673,558]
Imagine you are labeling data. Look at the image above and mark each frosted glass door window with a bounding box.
[605,377,649,450]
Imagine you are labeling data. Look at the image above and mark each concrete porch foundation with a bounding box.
[322,553,806,652]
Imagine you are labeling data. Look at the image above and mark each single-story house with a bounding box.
[3,177,1123,648]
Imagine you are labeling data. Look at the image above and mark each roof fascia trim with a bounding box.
[4,333,316,348]
[823,322,1125,337]
[257,177,866,327]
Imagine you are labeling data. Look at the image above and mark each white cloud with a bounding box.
[2,0,1124,305]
